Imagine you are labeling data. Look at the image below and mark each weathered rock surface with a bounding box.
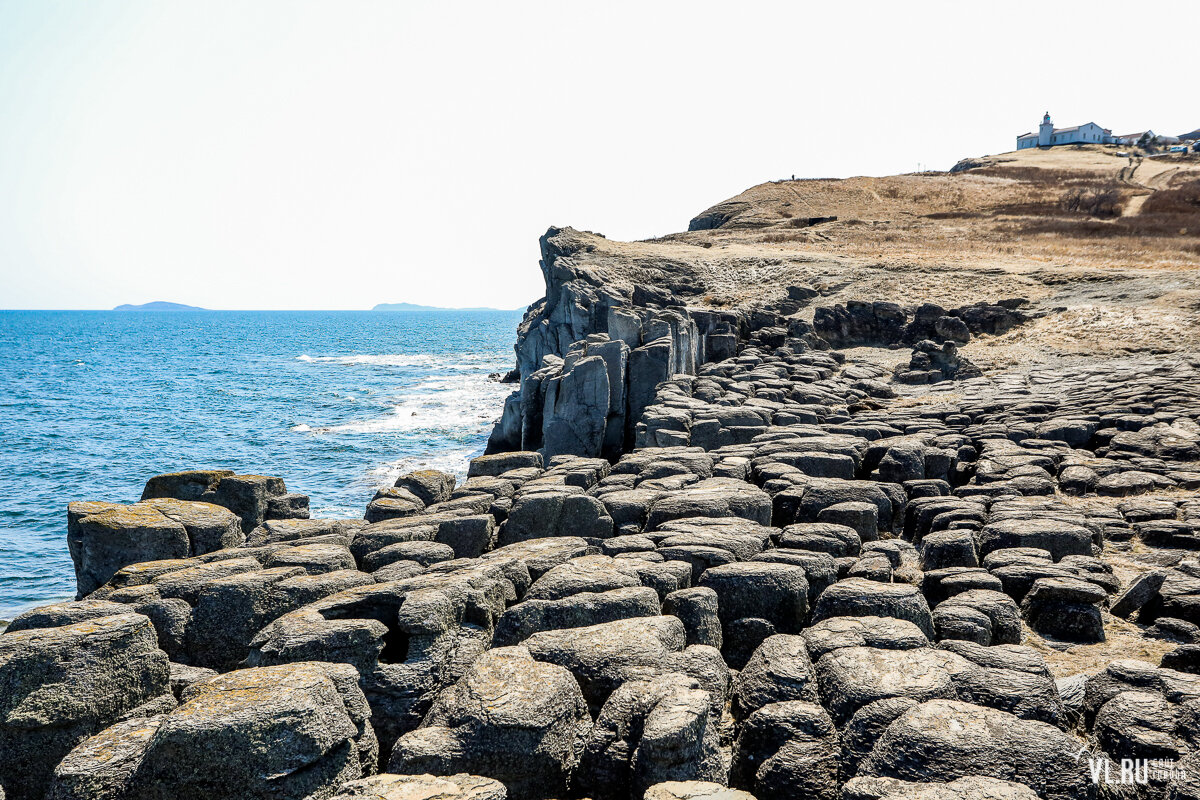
[389,648,588,800]
[46,661,375,800]
[0,613,171,800]
[35,223,1200,800]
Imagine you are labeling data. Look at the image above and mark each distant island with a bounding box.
[372,302,522,312]
[113,301,206,311]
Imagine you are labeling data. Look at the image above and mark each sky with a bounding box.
[0,1,1195,310]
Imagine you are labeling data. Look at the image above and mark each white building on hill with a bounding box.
[1017,112,1112,149]
[1113,130,1156,146]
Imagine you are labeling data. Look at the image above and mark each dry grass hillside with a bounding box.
[558,144,1200,362]
[675,144,1200,271]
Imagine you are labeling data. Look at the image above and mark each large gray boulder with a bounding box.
[933,589,1022,646]
[731,634,819,720]
[501,490,614,545]
[801,616,929,662]
[814,646,969,723]
[729,701,839,800]
[139,469,232,502]
[0,612,171,800]
[575,673,724,800]
[812,578,935,639]
[68,504,190,598]
[645,479,772,529]
[493,587,662,646]
[187,566,373,671]
[1020,577,1106,643]
[4,599,131,633]
[977,519,1093,561]
[47,662,375,800]
[698,562,809,667]
[139,498,244,555]
[468,452,544,478]
[522,616,689,711]
[394,470,456,506]
[1092,690,1183,762]
[859,699,1095,800]
[939,641,1065,727]
[389,648,590,800]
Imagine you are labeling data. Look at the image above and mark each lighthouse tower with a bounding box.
[1037,112,1054,147]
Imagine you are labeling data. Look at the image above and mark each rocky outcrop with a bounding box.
[485,228,757,458]
[0,612,172,800]
[13,219,1200,800]
[813,300,1029,349]
[389,648,589,800]
[46,662,375,800]
[68,470,309,599]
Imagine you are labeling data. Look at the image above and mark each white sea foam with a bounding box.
[318,383,512,435]
[295,353,509,370]
[291,349,517,487]
[368,448,483,484]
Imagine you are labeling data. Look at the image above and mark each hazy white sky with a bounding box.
[0,1,1194,310]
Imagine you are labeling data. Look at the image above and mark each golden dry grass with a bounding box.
[670,144,1200,275]
[553,144,1200,355]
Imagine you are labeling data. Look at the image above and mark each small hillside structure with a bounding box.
[1017,112,1112,149]
[1113,130,1156,146]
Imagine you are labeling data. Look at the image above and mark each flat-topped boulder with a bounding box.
[47,662,375,800]
[389,648,589,800]
[859,699,1094,800]
[815,645,970,723]
[645,479,773,529]
[469,452,544,477]
[68,503,191,598]
[812,578,935,639]
[0,612,171,800]
[522,616,690,710]
[802,615,929,661]
[977,518,1094,561]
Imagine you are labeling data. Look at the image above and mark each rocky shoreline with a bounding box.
[4,227,1200,800]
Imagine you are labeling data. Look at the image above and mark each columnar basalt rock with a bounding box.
[21,223,1200,800]
[46,662,376,800]
[0,612,172,800]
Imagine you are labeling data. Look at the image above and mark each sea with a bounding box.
[0,309,525,622]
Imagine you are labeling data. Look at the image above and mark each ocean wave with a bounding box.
[296,353,510,370]
[368,448,483,484]
[294,376,514,437]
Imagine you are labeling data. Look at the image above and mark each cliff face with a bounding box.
[487,227,770,459]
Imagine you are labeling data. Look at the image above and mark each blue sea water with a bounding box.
[0,309,524,621]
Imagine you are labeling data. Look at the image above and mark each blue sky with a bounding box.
[1,1,1194,309]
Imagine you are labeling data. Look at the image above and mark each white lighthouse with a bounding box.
[1038,111,1054,147]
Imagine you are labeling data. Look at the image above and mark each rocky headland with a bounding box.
[5,156,1200,800]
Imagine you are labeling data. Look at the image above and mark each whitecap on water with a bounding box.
[295,353,509,370]
[369,448,483,485]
